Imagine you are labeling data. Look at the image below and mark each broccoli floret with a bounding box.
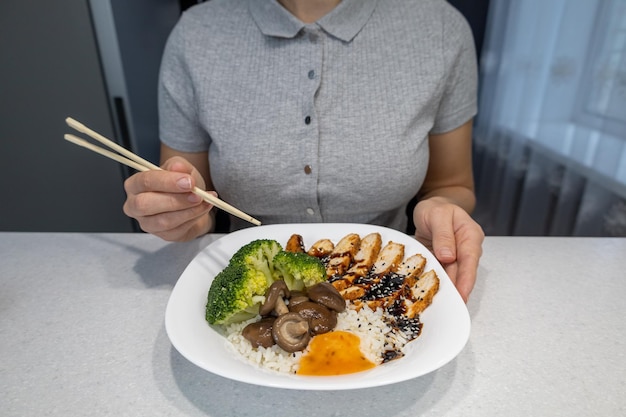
[229,239,283,286]
[205,239,283,325]
[273,251,327,291]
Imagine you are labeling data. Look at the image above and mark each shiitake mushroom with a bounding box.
[242,317,276,348]
[306,282,346,312]
[289,301,337,335]
[259,280,290,316]
[243,280,346,351]
[272,312,310,352]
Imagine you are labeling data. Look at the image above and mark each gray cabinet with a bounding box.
[0,0,135,231]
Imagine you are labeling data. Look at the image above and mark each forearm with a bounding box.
[418,120,476,215]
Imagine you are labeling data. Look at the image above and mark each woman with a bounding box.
[123,0,484,302]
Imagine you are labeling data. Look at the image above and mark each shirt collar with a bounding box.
[248,0,378,42]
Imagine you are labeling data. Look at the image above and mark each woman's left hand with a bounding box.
[412,197,484,302]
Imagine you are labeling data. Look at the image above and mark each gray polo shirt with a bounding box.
[159,0,477,232]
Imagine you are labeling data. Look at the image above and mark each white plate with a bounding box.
[165,223,470,390]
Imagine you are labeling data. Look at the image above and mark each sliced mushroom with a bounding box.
[259,280,290,316]
[272,312,310,352]
[307,281,346,312]
[242,317,276,348]
[287,290,309,309]
[290,301,337,335]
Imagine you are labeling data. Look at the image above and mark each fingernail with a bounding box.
[439,248,454,259]
[176,177,191,191]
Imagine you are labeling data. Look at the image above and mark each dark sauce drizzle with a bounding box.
[310,244,425,364]
[363,273,404,300]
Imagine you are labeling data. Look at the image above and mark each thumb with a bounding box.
[427,209,457,265]
[162,156,196,174]
[433,236,456,265]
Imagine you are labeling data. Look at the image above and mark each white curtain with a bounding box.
[473,0,626,236]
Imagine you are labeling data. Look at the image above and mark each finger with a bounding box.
[124,169,196,195]
[135,201,212,236]
[153,214,211,242]
[443,261,458,286]
[427,206,458,265]
[163,157,196,174]
[455,255,479,303]
[452,223,484,302]
[152,215,210,242]
[124,190,207,218]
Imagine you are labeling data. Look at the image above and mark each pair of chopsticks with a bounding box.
[64,117,261,226]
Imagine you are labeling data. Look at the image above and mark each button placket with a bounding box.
[300,27,322,221]
[302,27,322,128]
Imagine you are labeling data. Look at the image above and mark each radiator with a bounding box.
[472,132,626,237]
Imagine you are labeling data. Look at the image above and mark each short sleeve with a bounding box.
[158,15,211,152]
[430,5,478,134]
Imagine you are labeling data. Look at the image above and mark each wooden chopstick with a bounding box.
[65,134,149,172]
[64,117,261,226]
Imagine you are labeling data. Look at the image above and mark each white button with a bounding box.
[306,208,315,215]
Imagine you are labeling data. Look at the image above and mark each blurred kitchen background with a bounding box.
[1,0,624,236]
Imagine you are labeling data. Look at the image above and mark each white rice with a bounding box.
[224,304,395,374]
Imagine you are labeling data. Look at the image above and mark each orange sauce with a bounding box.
[297,331,376,376]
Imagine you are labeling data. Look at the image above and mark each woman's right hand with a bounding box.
[123,156,215,242]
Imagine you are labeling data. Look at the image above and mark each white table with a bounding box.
[1,233,625,416]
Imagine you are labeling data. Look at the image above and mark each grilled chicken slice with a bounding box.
[362,271,408,310]
[300,231,438,318]
[362,254,425,311]
[347,232,382,277]
[338,240,404,299]
[285,234,305,253]
[396,253,427,282]
[403,270,440,318]
[307,239,335,258]
[349,253,427,310]
[339,285,366,300]
[332,232,382,291]
[369,241,405,276]
[325,233,360,278]
[360,253,423,310]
